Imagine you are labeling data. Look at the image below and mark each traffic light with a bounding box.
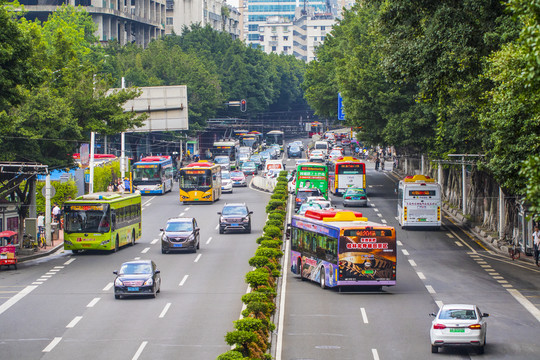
[240,99,247,112]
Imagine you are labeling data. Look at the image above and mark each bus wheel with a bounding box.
[114,236,119,252]
[72,250,79,254]
[131,230,136,246]
[320,268,326,289]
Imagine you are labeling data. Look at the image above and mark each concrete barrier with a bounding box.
[252,175,277,192]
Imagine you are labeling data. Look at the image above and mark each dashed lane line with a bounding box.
[455,241,463,247]
[184,207,191,211]
[179,275,189,286]
[435,300,444,308]
[397,241,403,246]
[360,307,369,324]
[43,337,62,352]
[64,258,76,265]
[446,233,454,239]
[206,237,213,245]
[159,303,171,318]
[66,316,83,328]
[381,219,387,224]
[132,341,148,360]
[150,239,159,245]
[141,247,150,254]
[103,282,113,291]
[408,259,417,267]
[87,298,100,308]
[417,272,426,280]
[401,249,409,256]
[372,349,380,360]
[425,285,436,294]
[194,254,202,263]
[178,212,185,217]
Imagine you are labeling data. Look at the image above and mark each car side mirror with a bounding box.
[249,211,253,215]
[217,212,222,215]
[160,228,164,232]
[113,271,118,275]
[429,313,436,317]
[195,227,200,232]
[482,313,489,318]
[155,270,160,274]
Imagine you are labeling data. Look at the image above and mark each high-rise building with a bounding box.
[18,0,166,48]
[244,0,327,48]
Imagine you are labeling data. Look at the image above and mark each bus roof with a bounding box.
[185,161,215,168]
[333,156,362,163]
[71,192,141,202]
[402,175,437,184]
[294,209,393,229]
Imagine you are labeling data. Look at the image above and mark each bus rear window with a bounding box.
[408,190,437,197]
[337,164,364,174]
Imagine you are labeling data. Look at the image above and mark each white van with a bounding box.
[264,159,285,177]
[313,141,329,157]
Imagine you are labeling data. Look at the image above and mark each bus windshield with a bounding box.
[64,204,110,233]
[180,169,212,188]
[133,166,161,183]
[337,163,364,174]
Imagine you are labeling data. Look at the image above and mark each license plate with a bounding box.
[231,224,239,227]
[173,244,183,247]
[450,328,465,333]
[364,270,374,274]
[127,287,139,291]
[418,218,426,222]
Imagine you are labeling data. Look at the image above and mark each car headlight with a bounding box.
[162,235,169,241]
[100,239,110,245]
[64,239,73,245]
[188,234,195,241]
[220,217,225,223]
[143,278,153,286]
[243,217,250,222]
[115,278,124,286]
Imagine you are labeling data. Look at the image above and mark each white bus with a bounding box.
[397,175,441,229]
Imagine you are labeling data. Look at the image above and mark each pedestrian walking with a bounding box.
[533,225,540,267]
[52,203,61,223]
[117,178,125,193]
[375,156,380,171]
[107,182,114,192]
[37,212,45,247]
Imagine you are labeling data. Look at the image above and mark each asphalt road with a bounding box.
[278,146,540,360]
[0,180,270,360]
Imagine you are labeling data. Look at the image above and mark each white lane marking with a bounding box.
[49,269,60,272]
[134,257,141,260]
[179,275,189,286]
[194,254,202,263]
[455,241,463,247]
[239,285,252,320]
[179,212,185,217]
[43,337,62,352]
[206,237,213,245]
[435,300,444,308]
[32,282,43,285]
[103,282,113,291]
[275,232,290,360]
[372,349,380,360]
[66,316,83,328]
[381,219,387,224]
[64,258,76,265]
[132,341,148,360]
[215,224,219,230]
[360,307,369,324]
[394,216,399,221]
[54,266,65,269]
[402,249,409,256]
[159,303,172,318]
[145,203,152,207]
[185,207,191,211]
[497,280,509,284]
[490,273,500,276]
[480,265,491,268]
[485,268,496,272]
[45,272,55,275]
[150,239,159,245]
[408,259,417,267]
[374,208,379,212]
[0,285,38,316]
[142,197,155,206]
[417,272,426,280]
[476,261,487,264]
[447,227,477,253]
[507,289,540,322]
[37,278,48,281]
[503,284,513,288]
[141,247,150,254]
[446,233,454,238]
[426,285,436,294]
[376,213,383,217]
[371,204,375,207]
[397,241,403,246]
[87,298,101,308]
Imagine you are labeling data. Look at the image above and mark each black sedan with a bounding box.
[287,145,302,158]
[113,260,161,299]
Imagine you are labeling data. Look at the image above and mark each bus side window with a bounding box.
[111,211,116,230]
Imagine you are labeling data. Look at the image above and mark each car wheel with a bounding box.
[319,268,326,289]
[72,249,79,254]
[431,345,438,353]
[152,286,157,298]
[115,294,121,299]
[477,346,484,354]
[246,224,251,234]
[219,227,224,234]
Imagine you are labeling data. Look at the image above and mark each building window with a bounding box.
[283,26,289,32]
[321,26,325,30]
[166,17,173,25]
[284,36,288,41]
[272,46,277,51]
[314,37,317,41]
[313,26,317,29]
[248,24,259,31]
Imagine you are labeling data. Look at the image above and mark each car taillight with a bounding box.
[433,324,446,329]
[345,196,351,199]
[296,198,301,202]
[469,324,482,329]
[360,196,366,199]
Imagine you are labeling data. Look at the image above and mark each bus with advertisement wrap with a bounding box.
[397,175,441,229]
[63,193,142,253]
[291,209,397,289]
[328,156,366,195]
[179,162,222,203]
[295,162,328,197]
[132,156,174,195]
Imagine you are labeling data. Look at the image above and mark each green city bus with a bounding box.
[63,192,142,253]
[295,162,329,198]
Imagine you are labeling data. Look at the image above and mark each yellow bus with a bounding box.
[63,192,142,253]
[179,161,222,203]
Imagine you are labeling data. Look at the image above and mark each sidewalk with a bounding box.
[17,230,64,263]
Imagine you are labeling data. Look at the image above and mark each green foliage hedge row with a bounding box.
[218,175,289,359]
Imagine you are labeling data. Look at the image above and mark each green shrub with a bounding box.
[216,350,247,360]
[256,235,272,244]
[266,199,286,213]
[271,269,281,277]
[256,286,277,299]
[245,269,271,288]
[279,170,288,176]
[263,224,282,238]
[255,247,283,259]
[224,330,257,348]
[248,255,270,268]
[268,212,285,222]
[274,184,287,191]
[242,301,276,318]
[241,291,270,305]
[234,317,265,332]
[270,193,286,201]
[265,219,283,229]
[276,176,288,183]
[260,240,281,249]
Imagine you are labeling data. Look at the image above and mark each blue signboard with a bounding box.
[338,93,345,121]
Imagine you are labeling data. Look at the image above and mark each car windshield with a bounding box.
[290,146,300,151]
[346,189,365,195]
[439,309,477,320]
[165,221,193,232]
[214,157,229,164]
[120,263,152,275]
[231,171,244,177]
[299,203,322,213]
[298,190,320,199]
[222,206,248,216]
[330,151,341,156]
[222,172,231,179]
[242,162,256,168]
[250,156,261,161]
